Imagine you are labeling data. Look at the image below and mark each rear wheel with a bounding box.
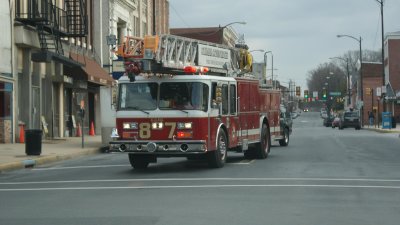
[129,154,150,170]
[207,130,227,168]
[279,128,289,146]
[254,123,270,159]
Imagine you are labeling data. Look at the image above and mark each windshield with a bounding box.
[344,112,359,117]
[159,82,209,111]
[119,83,158,110]
[118,82,209,112]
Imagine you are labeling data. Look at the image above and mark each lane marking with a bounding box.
[32,164,130,171]
[2,177,400,185]
[1,184,400,192]
[31,160,255,171]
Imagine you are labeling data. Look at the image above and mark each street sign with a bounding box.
[329,91,341,96]
[112,59,125,80]
[376,87,382,96]
[313,91,318,98]
[106,34,117,46]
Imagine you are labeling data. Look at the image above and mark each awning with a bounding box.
[70,53,115,86]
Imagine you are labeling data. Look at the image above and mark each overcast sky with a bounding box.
[169,0,399,89]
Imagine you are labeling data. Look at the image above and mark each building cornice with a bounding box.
[116,0,137,11]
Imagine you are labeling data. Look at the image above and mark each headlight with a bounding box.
[123,122,138,129]
[177,122,192,129]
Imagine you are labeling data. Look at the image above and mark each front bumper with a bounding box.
[109,140,207,155]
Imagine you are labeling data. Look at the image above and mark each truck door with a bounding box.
[228,83,239,147]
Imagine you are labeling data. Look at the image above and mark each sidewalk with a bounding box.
[0,135,106,173]
[363,123,400,133]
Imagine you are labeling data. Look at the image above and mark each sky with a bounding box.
[169,0,399,89]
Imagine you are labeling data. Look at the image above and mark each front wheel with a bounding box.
[279,128,289,146]
[207,130,227,168]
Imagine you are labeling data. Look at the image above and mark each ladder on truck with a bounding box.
[118,34,251,77]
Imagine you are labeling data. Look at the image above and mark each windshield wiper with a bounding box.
[124,106,150,115]
[178,109,189,114]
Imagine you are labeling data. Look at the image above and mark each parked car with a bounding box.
[339,111,361,130]
[321,111,328,119]
[332,117,341,128]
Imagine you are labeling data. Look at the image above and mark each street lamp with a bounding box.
[337,34,363,126]
[249,49,264,53]
[330,57,351,106]
[219,21,247,28]
[264,51,274,89]
[218,21,246,46]
[325,76,331,113]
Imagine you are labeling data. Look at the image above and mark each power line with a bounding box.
[170,3,190,28]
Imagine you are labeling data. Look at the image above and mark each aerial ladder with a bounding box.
[114,34,254,81]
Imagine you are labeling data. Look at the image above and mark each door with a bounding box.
[0,82,13,143]
[64,88,73,137]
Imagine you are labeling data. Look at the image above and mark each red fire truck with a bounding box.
[108,35,289,169]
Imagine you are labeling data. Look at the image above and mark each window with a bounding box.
[119,83,158,110]
[230,84,236,115]
[221,84,228,115]
[160,82,209,112]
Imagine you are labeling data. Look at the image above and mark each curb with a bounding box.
[0,148,102,173]
[364,127,400,134]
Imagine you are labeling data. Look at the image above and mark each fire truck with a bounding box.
[108,34,289,169]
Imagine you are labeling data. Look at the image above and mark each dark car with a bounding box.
[339,111,361,130]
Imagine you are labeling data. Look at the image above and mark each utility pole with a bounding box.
[377,0,386,111]
[152,0,156,35]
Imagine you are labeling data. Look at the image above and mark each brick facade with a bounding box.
[385,33,400,123]
[362,63,383,125]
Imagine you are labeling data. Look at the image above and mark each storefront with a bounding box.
[0,81,13,143]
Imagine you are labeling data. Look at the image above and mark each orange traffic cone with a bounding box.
[19,126,25,143]
[89,121,95,136]
[76,123,81,137]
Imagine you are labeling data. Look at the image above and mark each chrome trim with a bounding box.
[109,140,207,154]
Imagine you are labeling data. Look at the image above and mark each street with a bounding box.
[1,112,400,225]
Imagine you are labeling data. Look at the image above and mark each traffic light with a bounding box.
[322,89,327,100]
[304,90,309,98]
[296,86,301,96]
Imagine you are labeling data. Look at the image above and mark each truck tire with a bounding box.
[207,130,227,168]
[129,154,150,169]
[279,128,289,146]
[254,123,270,159]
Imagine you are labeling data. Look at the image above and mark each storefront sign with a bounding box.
[63,76,73,84]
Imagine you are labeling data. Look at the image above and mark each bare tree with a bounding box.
[307,62,346,99]
[307,49,381,100]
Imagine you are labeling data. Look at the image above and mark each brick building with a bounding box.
[362,62,383,125]
[384,31,400,123]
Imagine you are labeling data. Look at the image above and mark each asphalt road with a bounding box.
[1,112,400,225]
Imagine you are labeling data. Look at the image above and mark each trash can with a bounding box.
[392,117,397,128]
[382,112,392,129]
[25,129,43,156]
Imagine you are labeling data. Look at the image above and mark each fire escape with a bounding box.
[15,0,88,66]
